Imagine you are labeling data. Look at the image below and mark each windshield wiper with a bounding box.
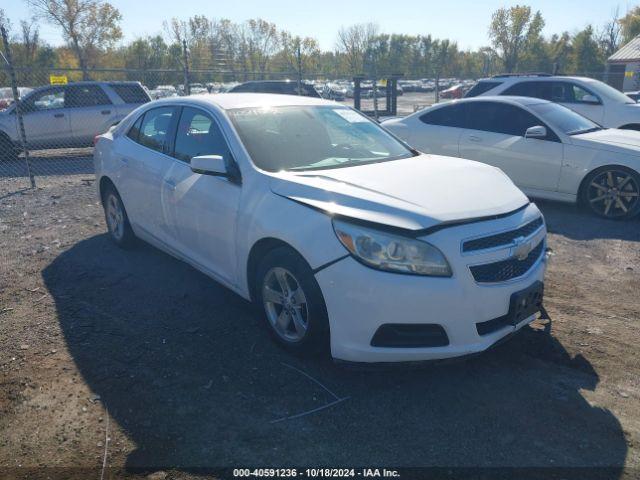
[567,126,602,136]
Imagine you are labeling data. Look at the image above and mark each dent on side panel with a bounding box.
[236,190,348,296]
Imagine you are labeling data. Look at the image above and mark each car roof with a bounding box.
[440,96,551,107]
[478,75,592,84]
[151,93,336,110]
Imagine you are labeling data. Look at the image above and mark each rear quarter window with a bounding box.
[464,81,502,97]
[109,84,150,104]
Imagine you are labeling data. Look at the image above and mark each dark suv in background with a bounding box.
[227,80,321,97]
[0,81,150,160]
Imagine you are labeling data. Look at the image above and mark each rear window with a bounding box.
[109,83,150,104]
[464,81,502,97]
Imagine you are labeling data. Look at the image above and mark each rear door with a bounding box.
[66,84,114,145]
[407,103,466,157]
[458,101,563,191]
[116,105,179,241]
[20,87,72,148]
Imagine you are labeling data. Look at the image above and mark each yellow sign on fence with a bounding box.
[49,75,68,85]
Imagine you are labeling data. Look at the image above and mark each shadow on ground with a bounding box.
[535,199,640,242]
[0,152,93,178]
[42,205,628,475]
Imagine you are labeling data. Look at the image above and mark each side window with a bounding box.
[550,82,573,102]
[109,84,150,104]
[24,88,65,112]
[502,81,552,100]
[173,107,229,163]
[138,106,175,153]
[569,83,600,104]
[419,104,466,128]
[127,114,143,142]
[66,85,111,108]
[467,102,542,136]
[464,81,502,97]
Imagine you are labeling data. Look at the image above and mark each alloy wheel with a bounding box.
[587,169,640,218]
[262,267,309,342]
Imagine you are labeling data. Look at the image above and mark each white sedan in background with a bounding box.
[94,94,546,363]
[383,96,640,219]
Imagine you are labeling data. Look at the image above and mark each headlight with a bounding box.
[332,219,452,277]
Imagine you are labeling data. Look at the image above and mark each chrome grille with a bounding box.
[462,217,544,253]
[469,241,544,283]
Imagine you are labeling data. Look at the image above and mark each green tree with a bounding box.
[570,25,604,74]
[489,5,544,72]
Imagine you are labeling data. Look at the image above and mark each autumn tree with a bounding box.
[336,23,379,75]
[28,0,122,79]
[620,6,640,44]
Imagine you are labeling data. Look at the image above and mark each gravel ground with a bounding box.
[1,173,639,480]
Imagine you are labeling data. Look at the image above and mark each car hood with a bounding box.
[269,154,529,231]
[572,129,640,154]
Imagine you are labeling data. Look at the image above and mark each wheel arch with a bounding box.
[98,176,117,205]
[246,237,305,302]
[578,163,640,205]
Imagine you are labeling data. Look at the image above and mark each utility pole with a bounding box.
[182,39,190,96]
[296,40,302,96]
[1,25,35,188]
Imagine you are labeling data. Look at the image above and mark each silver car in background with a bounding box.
[0,81,150,160]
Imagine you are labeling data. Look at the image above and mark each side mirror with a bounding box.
[525,125,547,139]
[581,94,600,105]
[190,155,228,177]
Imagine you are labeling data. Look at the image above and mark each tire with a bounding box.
[581,166,640,220]
[0,135,17,162]
[255,247,330,356]
[102,184,136,248]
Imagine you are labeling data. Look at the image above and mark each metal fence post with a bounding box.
[0,25,35,189]
[182,39,191,96]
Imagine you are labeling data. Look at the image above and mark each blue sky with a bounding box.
[2,0,631,50]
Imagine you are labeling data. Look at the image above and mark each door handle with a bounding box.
[468,135,481,142]
[101,110,111,115]
[53,113,64,118]
[164,179,177,191]
[119,157,129,167]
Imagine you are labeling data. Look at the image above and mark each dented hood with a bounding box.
[269,154,529,231]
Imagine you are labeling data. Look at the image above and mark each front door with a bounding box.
[459,101,563,192]
[161,106,241,284]
[20,87,71,148]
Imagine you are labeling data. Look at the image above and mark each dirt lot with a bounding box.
[1,170,639,479]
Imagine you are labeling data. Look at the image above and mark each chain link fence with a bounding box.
[0,23,628,199]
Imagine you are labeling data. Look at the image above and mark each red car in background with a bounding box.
[440,84,465,99]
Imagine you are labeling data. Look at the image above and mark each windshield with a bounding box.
[227,105,414,172]
[529,102,602,135]
[586,80,636,104]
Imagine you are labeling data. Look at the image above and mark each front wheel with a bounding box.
[581,166,640,219]
[255,247,330,356]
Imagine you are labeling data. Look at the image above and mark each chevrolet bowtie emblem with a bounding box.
[512,236,533,261]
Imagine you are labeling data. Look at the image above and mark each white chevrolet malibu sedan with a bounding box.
[94,94,547,363]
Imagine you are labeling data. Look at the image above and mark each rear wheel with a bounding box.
[256,247,329,356]
[102,185,136,248]
[581,166,640,220]
[0,135,17,162]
